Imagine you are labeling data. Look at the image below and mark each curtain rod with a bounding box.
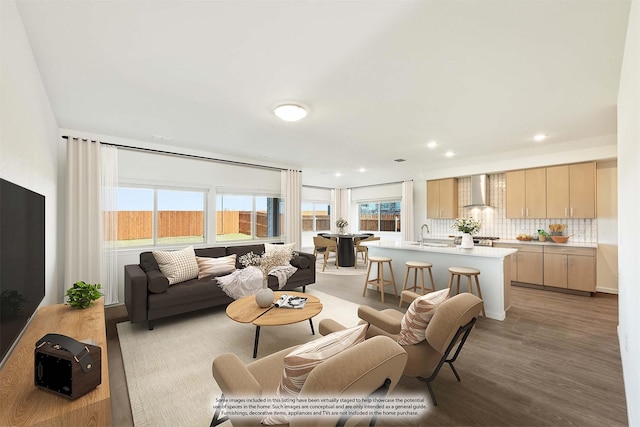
[61,135,287,172]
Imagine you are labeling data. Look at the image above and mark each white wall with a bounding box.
[617,1,640,424]
[0,0,60,305]
[596,160,618,293]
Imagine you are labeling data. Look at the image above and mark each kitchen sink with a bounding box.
[408,242,450,247]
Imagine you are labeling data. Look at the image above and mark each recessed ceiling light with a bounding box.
[335,172,342,177]
[445,151,455,158]
[427,141,438,149]
[274,104,307,122]
[533,133,547,142]
[358,168,366,173]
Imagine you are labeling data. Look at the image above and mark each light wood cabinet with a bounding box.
[546,162,596,219]
[505,168,546,218]
[543,246,596,292]
[426,178,458,219]
[494,243,543,285]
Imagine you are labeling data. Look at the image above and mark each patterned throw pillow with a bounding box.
[196,254,236,279]
[261,323,367,425]
[397,288,450,345]
[264,242,295,256]
[152,246,199,285]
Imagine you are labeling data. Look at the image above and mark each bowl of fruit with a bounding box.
[516,233,532,241]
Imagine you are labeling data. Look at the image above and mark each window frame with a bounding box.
[302,200,332,233]
[116,184,208,248]
[357,199,402,233]
[215,190,284,242]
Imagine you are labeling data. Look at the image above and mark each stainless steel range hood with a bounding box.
[464,174,491,207]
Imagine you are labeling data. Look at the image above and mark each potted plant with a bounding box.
[65,281,102,309]
[336,218,348,234]
[451,218,481,248]
[537,229,550,242]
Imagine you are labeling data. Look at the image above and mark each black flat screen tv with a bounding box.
[0,178,45,367]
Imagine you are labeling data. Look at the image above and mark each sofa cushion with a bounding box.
[195,247,227,258]
[152,246,199,285]
[147,270,169,294]
[226,244,265,268]
[196,254,236,279]
[290,255,309,269]
[261,323,367,425]
[147,277,229,311]
[139,252,160,273]
[397,288,450,345]
[264,242,295,256]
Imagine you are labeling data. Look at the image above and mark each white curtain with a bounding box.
[331,188,350,233]
[65,138,119,304]
[101,145,119,304]
[282,169,302,251]
[401,180,414,241]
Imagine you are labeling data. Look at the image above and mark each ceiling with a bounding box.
[16,0,630,188]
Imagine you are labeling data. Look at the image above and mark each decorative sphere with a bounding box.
[255,288,274,308]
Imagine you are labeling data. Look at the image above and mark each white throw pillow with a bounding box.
[261,323,367,425]
[152,246,199,285]
[196,254,236,279]
[264,242,295,256]
[397,288,450,345]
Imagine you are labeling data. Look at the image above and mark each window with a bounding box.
[358,201,401,232]
[116,186,206,247]
[302,202,331,232]
[216,193,283,241]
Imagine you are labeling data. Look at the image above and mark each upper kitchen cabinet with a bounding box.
[546,162,596,219]
[426,178,458,219]
[505,168,546,218]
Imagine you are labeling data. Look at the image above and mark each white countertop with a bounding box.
[363,240,517,259]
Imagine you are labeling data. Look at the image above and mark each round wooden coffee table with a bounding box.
[226,291,322,358]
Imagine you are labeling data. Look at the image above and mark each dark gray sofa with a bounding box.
[124,244,316,329]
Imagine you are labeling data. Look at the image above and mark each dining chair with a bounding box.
[313,236,339,271]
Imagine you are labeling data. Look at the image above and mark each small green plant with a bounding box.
[65,281,102,309]
[537,229,550,237]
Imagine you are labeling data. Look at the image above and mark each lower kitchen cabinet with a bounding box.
[494,243,543,285]
[494,243,596,293]
[543,246,596,292]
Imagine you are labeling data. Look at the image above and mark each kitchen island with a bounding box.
[363,240,517,321]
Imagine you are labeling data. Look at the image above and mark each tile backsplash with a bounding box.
[428,173,597,243]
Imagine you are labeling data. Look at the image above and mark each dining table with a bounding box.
[323,233,371,267]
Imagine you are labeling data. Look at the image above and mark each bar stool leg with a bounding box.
[363,261,374,297]
[387,261,398,297]
[456,275,461,294]
[427,267,436,293]
[474,275,487,317]
[378,261,385,303]
[467,275,473,294]
[402,266,411,292]
[419,267,426,294]
[447,273,455,296]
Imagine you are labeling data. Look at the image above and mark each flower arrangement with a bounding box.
[239,251,293,278]
[451,218,481,235]
[336,218,348,229]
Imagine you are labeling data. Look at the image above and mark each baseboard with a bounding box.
[596,286,619,295]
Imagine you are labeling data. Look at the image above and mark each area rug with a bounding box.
[315,260,368,276]
[117,289,361,427]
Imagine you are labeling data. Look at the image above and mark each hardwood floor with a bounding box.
[106,264,627,426]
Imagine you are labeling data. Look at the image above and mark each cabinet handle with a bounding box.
[521,208,524,217]
[570,207,574,217]
[564,207,568,217]
[526,208,529,217]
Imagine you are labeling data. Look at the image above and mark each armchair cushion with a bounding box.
[262,323,367,425]
[146,269,169,294]
[398,288,450,345]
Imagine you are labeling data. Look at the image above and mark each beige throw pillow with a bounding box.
[261,323,367,425]
[152,246,198,285]
[397,288,450,345]
[196,254,236,279]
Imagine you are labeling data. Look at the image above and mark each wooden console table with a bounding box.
[0,298,110,426]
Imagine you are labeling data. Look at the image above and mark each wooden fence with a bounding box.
[111,211,204,241]
[359,214,401,232]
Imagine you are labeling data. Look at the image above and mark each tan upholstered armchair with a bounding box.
[319,292,483,406]
[211,335,407,427]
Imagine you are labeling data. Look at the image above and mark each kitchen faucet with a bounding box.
[420,223,430,246]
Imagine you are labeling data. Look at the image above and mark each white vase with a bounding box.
[255,279,274,308]
[460,233,474,249]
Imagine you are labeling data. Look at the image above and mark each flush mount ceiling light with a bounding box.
[427,140,439,149]
[533,133,547,142]
[274,104,307,122]
[445,150,455,158]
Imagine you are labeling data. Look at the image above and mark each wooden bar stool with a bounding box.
[447,266,486,317]
[399,261,436,307]
[363,256,397,303]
